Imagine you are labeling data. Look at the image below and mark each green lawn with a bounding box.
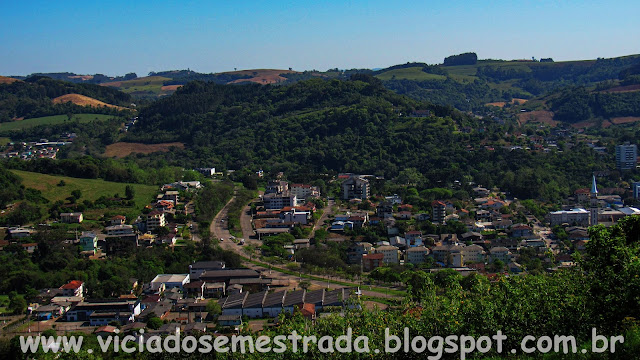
[376,67,447,81]
[11,170,158,220]
[0,114,115,132]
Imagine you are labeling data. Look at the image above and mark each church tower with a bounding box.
[590,175,598,226]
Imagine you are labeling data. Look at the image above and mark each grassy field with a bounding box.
[376,67,447,81]
[11,170,158,220]
[0,114,115,132]
[102,76,172,96]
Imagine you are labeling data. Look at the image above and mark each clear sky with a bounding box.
[2,0,639,76]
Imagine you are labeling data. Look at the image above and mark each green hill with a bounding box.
[0,114,114,132]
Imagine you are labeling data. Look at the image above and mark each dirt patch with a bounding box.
[571,119,598,128]
[104,142,185,158]
[485,98,528,108]
[0,76,20,84]
[68,75,94,81]
[517,110,557,126]
[161,85,182,91]
[52,94,127,110]
[227,69,299,85]
[602,120,613,128]
[602,84,640,93]
[611,116,640,125]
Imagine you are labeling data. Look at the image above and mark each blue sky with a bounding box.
[2,0,639,76]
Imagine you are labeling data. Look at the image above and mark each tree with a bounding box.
[125,185,135,200]
[298,280,311,290]
[71,189,82,201]
[146,316,163,330]
[8,292,26,315]
[206,299,221,318]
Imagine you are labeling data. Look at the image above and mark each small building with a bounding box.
[60,212,83,224]
[79,232,98,253]
[110,215,126,226]
[217,314,242,327]
[149,274,190,292]
[60,280,85,298]
[362,253,384,272]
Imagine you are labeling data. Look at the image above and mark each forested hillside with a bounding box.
[128,76,609,202]
[0,76,133,122]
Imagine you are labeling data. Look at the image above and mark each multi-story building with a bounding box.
[362,253,384,271]
[548,208,590,226]
[375,245,400,265]
[406,246,429,264]
[342,175,370,201]
[615,143,637,170]
[263,193,297,210]
[431,201,446,224]
[60,212,83,223]
[290,184,320,200]
[147,210,166,232]
[460,245,485,263]
[489,247,512,264]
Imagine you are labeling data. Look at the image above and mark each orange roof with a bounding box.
[60,280,83,290]
[300,303,315,317]
[112,215,126,220]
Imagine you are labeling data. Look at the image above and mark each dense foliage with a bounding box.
[443,52,478,66]
[0,77,132,122]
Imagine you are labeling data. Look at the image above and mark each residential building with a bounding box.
[110,215,126,226]
[460,245,485,263]
[163,191,179,204]
[362,253,384,271]
[346,242,373,264]
[146,210,166,232]
[431,201,446,224]
[633,182,640,200]
[280,209,310,225]
[406,246,429,265]
[79,232,97,253]
[263,192,297,210]
[60,212,83,223]
[149,274,190,292]
[375,245,400,265]
[489,247,511,264]
[290,184,320,199]
[342,175,370,201]
[60,280,85,297]
[615,143,637,170]
[404,231,423,247]
[195,167,216,176]
[8,227,34,239]
[105,224,136,236]
[65,300,141,325]
[510,224,534,238]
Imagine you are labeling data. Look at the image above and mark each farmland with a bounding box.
[375,67,447,81]
[0,114,115,132]
[102,76,173,97]
[103,142,185,158]
[226,69,299,84]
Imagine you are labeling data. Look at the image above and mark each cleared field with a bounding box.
[0,76,20,84]
[486,98,529,107]
[376,67,447,81]
[104,142,185,158]
[517,110,557,126]
[102,76,172,96]
[52,93,127,110]
[0,114,114,132]
[227,69,298,84]
[161,85,182,91]
[611,116,640,125]
[603,84,640,93]
[11,170,157,219]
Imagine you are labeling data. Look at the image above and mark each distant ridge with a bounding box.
[52,93,128,111]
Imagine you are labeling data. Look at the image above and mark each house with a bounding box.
[293,239,310,249]
[203,282,226,298]
[404,231,423,247]
[105,224,136,236]
[342,175,370,201]
[489,247,512,264]
[149,274,190,292]
[163,191,179,204]
[362,253,384,271]
[110,215,126,226]
[8,227,34,239]
[146,210,166,232]
[461,232,482,243]
[60,280,85,297]
[377,201,394,219]
[21,243,38,253]
[195,167,216,177]
[431,201,446,224]
[346,242,373,264]
[154,201,174,212]
[396,211,412,220]
[79,232,98,253]
[280,209,311,225]
[183,280,205,298]
[220,292,248,317]
[406,246,429,265]
[34,304,65,320]
[375,245,400,265]
[189,261,226,280]
[60,212,83,223]
[510,224,534,238]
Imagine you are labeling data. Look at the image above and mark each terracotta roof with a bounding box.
[60,280,83,290]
